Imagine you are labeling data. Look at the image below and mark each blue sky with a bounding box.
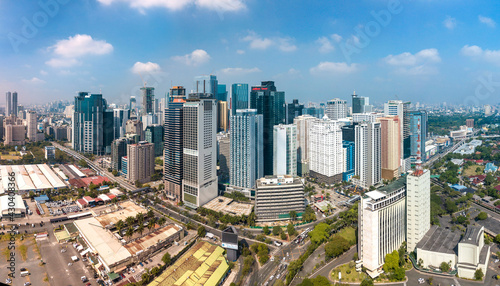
[1,0,499,107]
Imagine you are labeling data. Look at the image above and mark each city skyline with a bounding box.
[1,1,500,106]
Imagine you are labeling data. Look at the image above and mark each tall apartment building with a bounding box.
[140,87,155,115]
[353,113,383,123]
[217,132,230,184]
[145,124,163,157]
[406,168,430,252]
[343,141,355,181]
[294,115,317,176]
[229,109,263,190]
[250,81,286,175]
[466,118,474,129]
[378,116,401,180]
[111,137,132,171]
[352,92,372,114]
[359,177,407,278]
[163,87,186,203]
[384,100,411,172]
[409,110,428,163]
[125,119,143,141]
[273,124,297,176]
[113,108,130,139]
[309,117,344,184]
[5,92,11,116]
[127,141,155,184]
[26,110,37,142]
[255,175,305,222]
[231,83,249,115]
[4,124,25,145]
[355,122,381,189]
[326,98,347,120]
[218,101,229,132]
[182,94,218,209]
[12,92,18,118]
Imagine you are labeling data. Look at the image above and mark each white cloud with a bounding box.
[241,31,296,52]
[45,58,80,68]
[131,61,161,74]
[331,34,342,43]
[46,34,113,68]
[172,49,210,66]
[310,62,359,74]
[22,77,45,84]
[97,0,245,12]
[384,48,441,66]
[461,45,500,65]
[40,70,48,75]
[219,67,261,74]
[443,16,456,30]
[479,15,496,28]
[236,49,245,54]
[316,37,334,53]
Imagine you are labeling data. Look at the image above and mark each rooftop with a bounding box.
[460,225,482,246]
[374,176,406,195]
[95,201,147,228]
[416,225,461,254]
[124,224,182,255]
[203,196,253,216]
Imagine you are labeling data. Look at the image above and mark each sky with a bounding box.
[1,0,500,107]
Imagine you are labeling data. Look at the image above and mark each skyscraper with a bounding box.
[273,124,297,176]
[230,109,263,189]
[355,122,381,189]
[26,110,37,142]
[309,117,344,184]
[217,132,230,184]
[127,141,155,184]
[326,98,347,120]
[163,86,186,203]
[5,92,11,116]
[12,92,18,117]
[406,168,430,252]
[343,141,355,181]
[378,116,401,180]
[72,92,113,155]
[145,124,164,157]
[195,75,218,96]
[286,99,304,124]
[231,83,249,115]
[384,100,411,172]
[140,87,155,115]
[250,81,286,175]
[218,101,229,132]
[129,96,137,114]
[294,115,317,176]
[111,137,132,171]
[217,84,227,102]
[409,110,428,163]
[113,108,130,139]
[352,92,372,114]
[182,94,218,208]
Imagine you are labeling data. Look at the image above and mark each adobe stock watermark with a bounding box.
[8,0,71,53]
[463,73,500,107]
[6,171,17,279]
[339,0,403,63]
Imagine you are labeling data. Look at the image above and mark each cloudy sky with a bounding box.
[0,0,499,107]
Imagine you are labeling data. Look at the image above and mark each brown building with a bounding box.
[4,124,25,145]
[466,119,474,129]
[378,116,400,180]
[127,141,155,184]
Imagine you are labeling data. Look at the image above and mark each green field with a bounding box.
[462,164,484,177]
[331,263,368,283]
[335,226,356,245]
[0,151,21,160]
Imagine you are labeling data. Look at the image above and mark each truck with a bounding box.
[71,256,79,262]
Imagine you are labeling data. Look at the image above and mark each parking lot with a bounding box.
[45,200,81,216]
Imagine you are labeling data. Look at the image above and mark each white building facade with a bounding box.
[325,98,347,120]
[273,124,297,176]
[355,122,381,189]
[406,168,430,252]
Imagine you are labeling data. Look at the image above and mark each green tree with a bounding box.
[476,212,488,220]
[325,236,350,258]
[112,169,118,176]
[115,220,124,233]
[135,180,143,188]
[197,226,206,237]
[136,213,145,224]
[280,232,287,240]
[272,226,281,236]
[439,261,450,272]
[158,217,166,226]
[428,277,433,285]
[392,267,405,281]
[310,276,330,286]
[148,218,156,231]
[161,252,171,265]
[78,159,88,168]
[474,268,483,280]
[137,224,145,236]
[289,210,297,221]
[383,250,399,273]
[360,279,374,286]
[125,227,134,240]
[287,223,296,236]
[494,234,500,244]
[147,209,155,218]
[263,225,270,235]
[273,280,285,286]
[126,216,135,227]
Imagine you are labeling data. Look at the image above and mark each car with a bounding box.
[131,268,135,273]
[24,283,31,286]
[495,259,499,263]
[81,276,88,282]
[86,283,91,286]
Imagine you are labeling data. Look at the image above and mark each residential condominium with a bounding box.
[406,168,430,252]
[377,116,401,180]
[26,110,37,142]
[255,175,305,222]
[359,177,407,278]
[182,93,218,209]
[293,114,317,176]
[127,141,155,184]
[229,109,263,190]
[273,124,297,176]
[308,116,344,184]
[325,98,347,120]
[355,122,381,189]
[384,100,411,172]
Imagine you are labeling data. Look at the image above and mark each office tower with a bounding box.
[127,141,155,184]
[355,122,381,189]
[359,177,407,278]
[250,81,286,175]
[384,100,411,172]
[255,175,305,222]
[286,99,304,124]
[103,110,114,154]
[218,101,229,132]
[353,113,383,123]
[72,92,112,155]
[378,116,401,180]
[140,87,155,115]
[409,110,428,163]
[302,103,325,119]
[217,84,227,102]
[45,146,56,160]
[352,92,372,114]
[273,124,297,176]
[111,137,132,171]
[163,87,186,203]
[217,132,230,184]
[343,141,355,181]
[326,98,347,120]
[5,92,11,116]
[113,109,130,139]
[55,126,68,141]
[230,109,263,189]
[4,124,25,145]
[195,75,218,96]
[125,119,143,140]
[466,119,474,129]
[182,94,218,208]
[406,168,430,252]
[231,83,249,115]
[309,117,344,184]
[294,115,317,176]
[129,96,137,113]
[12,92,18,118]
[0,115,4,141]
[145,124,164,157]
[26,110,37,142]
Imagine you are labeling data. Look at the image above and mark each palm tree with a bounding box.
[126,216,135,227]
[137,224,145,236]
[147,209,154,219]
[147,218,156,231]
[115,220,124,233]
[126,227,134,240]
[136,213,144,224]
[157,217,166,226]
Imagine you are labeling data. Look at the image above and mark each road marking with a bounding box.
[453,278,461,286]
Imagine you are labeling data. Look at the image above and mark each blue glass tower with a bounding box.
[409,110,428,162]
[231,83,249,115]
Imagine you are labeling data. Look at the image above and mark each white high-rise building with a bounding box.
[384,100,410,172]
[182,95,218,208]
[355,122,381,189]
[353,113,383,123]
[359,177,407,278]
[229,109,263,189]
[113,108,129,139]
[273,124,297,176]
[406,168,430,252]
[309,116,344,184]
[26,110,37,142]
[326,98,347,120]
[293,115,317,176]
